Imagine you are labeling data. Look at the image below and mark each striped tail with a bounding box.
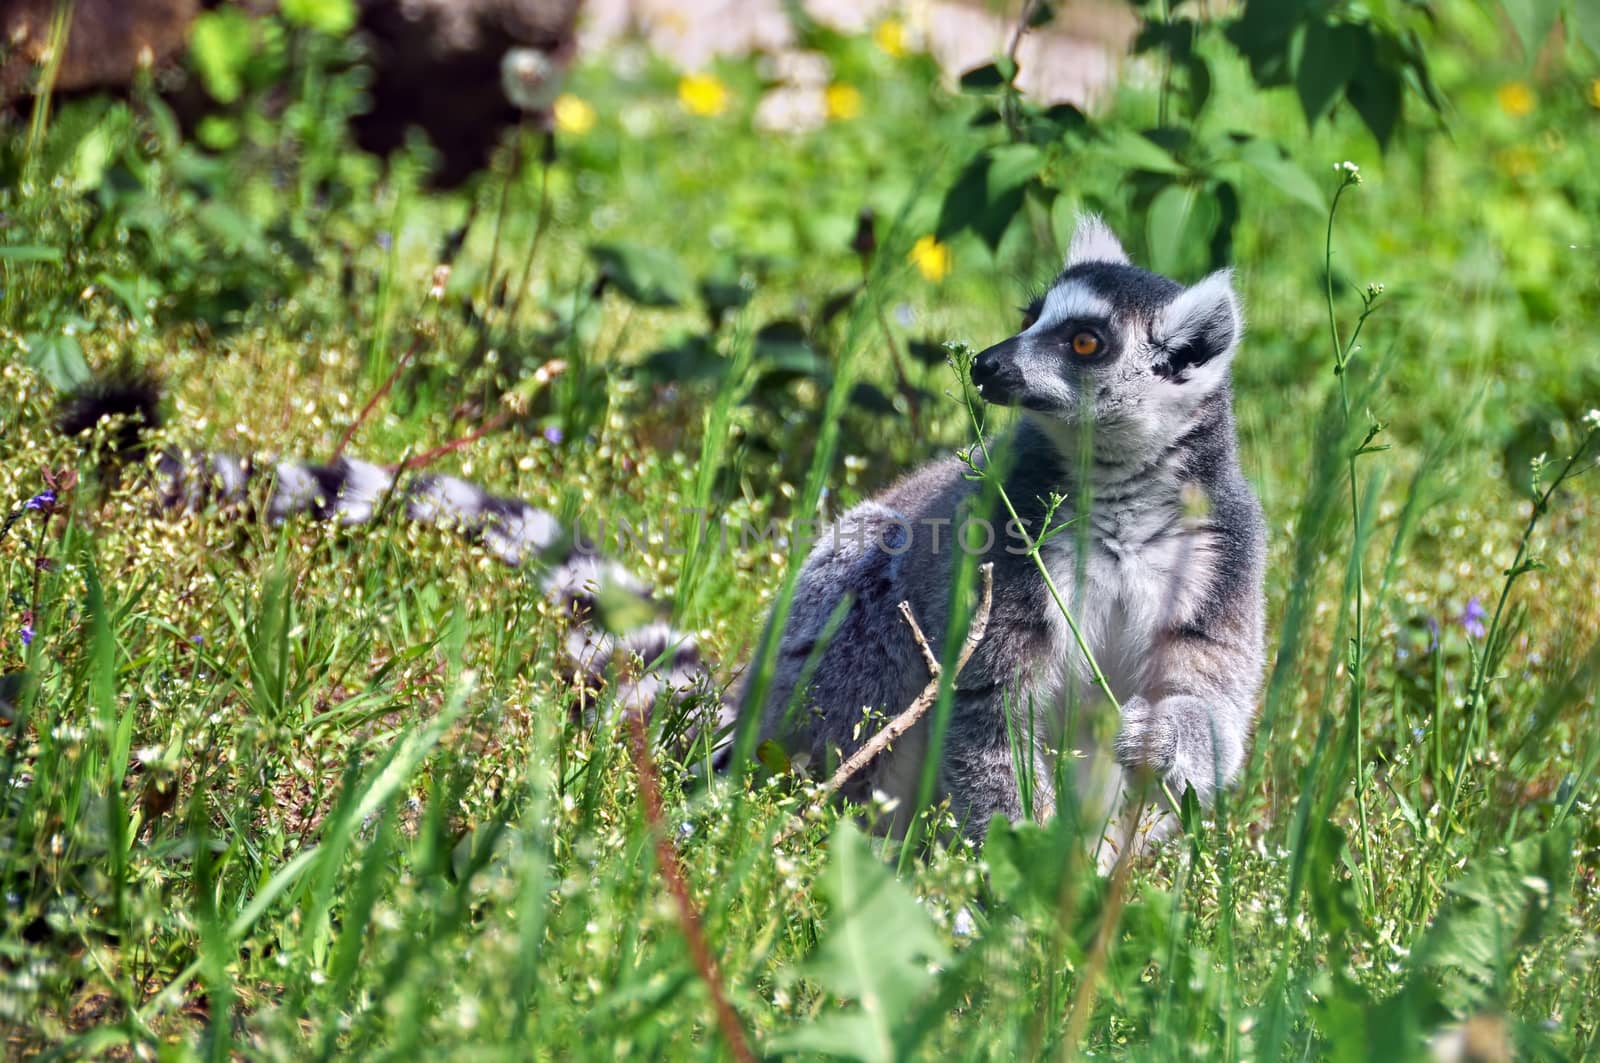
[58,380,716,724]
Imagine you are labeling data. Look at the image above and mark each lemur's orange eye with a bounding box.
[1071,332,1100,357]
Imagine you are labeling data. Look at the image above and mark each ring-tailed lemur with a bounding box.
[56,381,713,719]
[739,216,1266,858]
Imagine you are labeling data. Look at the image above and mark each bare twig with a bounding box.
[1007,0,1043,67]
[332,332,424,463]
[1060,785,1153,1061]
[780,563,994,841]
[625,711,754,1063]
[899,600,941,676]
[392,412,512,473]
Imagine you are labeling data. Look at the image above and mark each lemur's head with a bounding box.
[970,215,1242,450]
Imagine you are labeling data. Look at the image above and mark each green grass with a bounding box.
[3,3,1599,1059]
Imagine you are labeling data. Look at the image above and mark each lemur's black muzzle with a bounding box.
[970,336,1026,405]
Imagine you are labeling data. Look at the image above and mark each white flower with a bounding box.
[1583,408,1600,431]
[952,907,976,938]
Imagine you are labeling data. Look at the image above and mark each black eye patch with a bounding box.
[1038,318,1115,363]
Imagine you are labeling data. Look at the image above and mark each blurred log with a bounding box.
[0,0,581,186]
[0,0,200,102]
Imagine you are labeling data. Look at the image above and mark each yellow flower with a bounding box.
[909,235,951,283]
[824,82,862,121]
[873,18,908,58]
[678,72,730,117]
[1588,78,1600,109]
[552,93,596,136]
[1496,81,1534,117]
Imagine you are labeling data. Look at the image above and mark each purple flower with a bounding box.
[543,426,564,445]
[1425,616,1440,652]
[1460,596,1487,639]
[377,231,393,251]
[20,625,34,648]
[24,490,56,511]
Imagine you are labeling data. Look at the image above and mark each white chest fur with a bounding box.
[1038,486,1214,704]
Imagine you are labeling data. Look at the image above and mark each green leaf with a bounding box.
[95,272,163,323]
[935,151,1029,252]
[983,818,1070,917]
[984,143,1044,202]
[1233,137,1326,212]
[1346,62,1403,148]
[935,154,989,239]
[589,243,692,307]
[755,740,790,775]
[189,9,255,104]
[768,823,950,1063]
[1145,182,1217,276]
[0,245,63,263]
[958,57,1017,92]
[589,580,660,637]
[1500,0,1562,60]
[848,382,897,414]
[1570,0,1600,56]
[25,330,91,391]
[1093,127,1185,176]
[640,336,726,384]
[1293,22,1361,126]
[279,0,357,35]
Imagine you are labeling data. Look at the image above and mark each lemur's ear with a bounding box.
[1065,214,1130,268]
[1155,269,1243,386]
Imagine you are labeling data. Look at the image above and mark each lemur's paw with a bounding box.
[1113,696,1179,779]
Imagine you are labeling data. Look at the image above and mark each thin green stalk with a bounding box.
[482,128,523,311]
[1325,167,1383,903]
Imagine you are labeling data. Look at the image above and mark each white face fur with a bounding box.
[969,216,1244,455]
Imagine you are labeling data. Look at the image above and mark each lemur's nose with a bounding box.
[971,338,1023,404]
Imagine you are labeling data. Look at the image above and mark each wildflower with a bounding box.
[428,264,451,300]
[1426,615,1440,652]
[376,231,392,252]
[908,234,952,283]
[543,426,564,445]
[952,906,976,938]
[677,72,730,117]
[1334,160,1361,183]
[1365,282,1385,300]
[553,93,597,136]
[24,489,55,511]
[19,625,33,649]
[824,82,862,121]
[1582,408,1600,431]
[1496,81,1535,117]
[1460,596,1487,639]
[874,17,908,58]
[532,358,567,385]
[1589,79,1600,110]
